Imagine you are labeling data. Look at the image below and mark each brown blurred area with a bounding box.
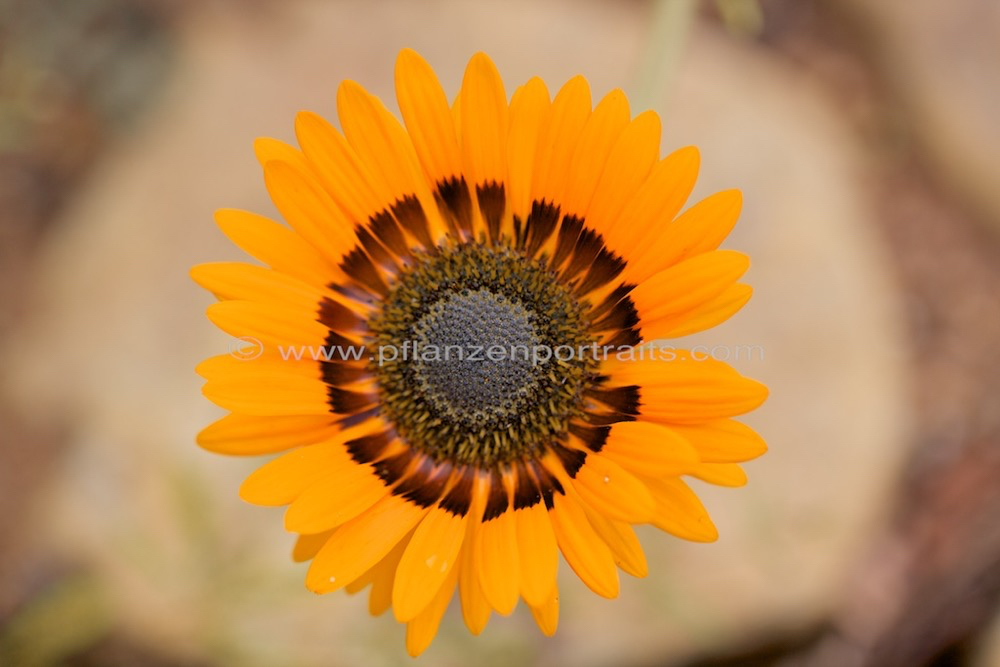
[1,1,998,666]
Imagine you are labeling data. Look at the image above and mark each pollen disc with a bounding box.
[412,288,541,423]
[368,242,598,466]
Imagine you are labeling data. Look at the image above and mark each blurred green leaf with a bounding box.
[714,0,765,37]
[633,0,698,110]
[0,575,111,667]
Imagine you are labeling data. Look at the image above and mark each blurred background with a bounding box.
[1,0,998,665]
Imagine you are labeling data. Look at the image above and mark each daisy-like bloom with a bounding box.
[193,50,767,656]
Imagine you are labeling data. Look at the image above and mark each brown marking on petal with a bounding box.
[477,181,505,242]
[524,200,560,257]
[569,423,611,452]
[586,385,640,415]
[329,282,378,308]
[439,465,475,517]
[320,361,368,386]
[318,297,364,331]
[551,442,587,478]
[552,214,584,269]
[562,228,603,282]
[576,247,626,296]
[588,373,611,388]
[394,456,450,508]
[530,461,565,509]
[481,468,509,522]
[592,294,639,332]
[605,327,641,349]
[369,209,411,259]
[323,331,362,357]
[435,176,474,238]
[337,406,381,429]
[355,225,398,272]
[583,412,636,426]
[345,430,394,464]
[326,387,375,414]
[391,195,434,249]
[340,247,388,297]
[512,214,525,249]
[512,459,542,510]
[589,283,635,320]
[373,450,413,486]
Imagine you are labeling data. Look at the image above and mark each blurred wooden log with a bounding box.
[674,3,1000,665]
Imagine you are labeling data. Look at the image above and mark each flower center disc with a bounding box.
[368,242,597,467]
[412,288,540,423]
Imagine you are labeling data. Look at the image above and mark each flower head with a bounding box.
[194,49,767,656]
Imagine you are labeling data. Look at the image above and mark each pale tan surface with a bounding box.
[3,1,910,665]
[836,0,1000,231]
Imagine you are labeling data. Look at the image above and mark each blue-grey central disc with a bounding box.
[411,288,542,424]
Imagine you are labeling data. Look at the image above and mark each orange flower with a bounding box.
[193,49,767,657]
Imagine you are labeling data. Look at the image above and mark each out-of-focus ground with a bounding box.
[1,1,998,666]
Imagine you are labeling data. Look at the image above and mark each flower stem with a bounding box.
[632,0,699,111]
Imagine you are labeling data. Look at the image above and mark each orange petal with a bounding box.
[604,355,768,424]
[294,111,383,226]
[622,187,741,283]
[584,110,661,236]
[529,585,560,637]
[239,438,352,506]
[458,522,492,634]
[213,209,339,286]
[531,75,591,209]
[395,48,463,187]
[687,462,748,487]
[515,503,559,607]
[254,136,310,172]
[393,507,467,622]
[263,160,357,266]
[646,477,718,542]
[601,420,699,476]
[284,463,389,533]
[572,453,655,523]
[405,565,458,657]
[306,494,428,594]
[202,373,331,416]
[292,530,334,563]
[337,80,446,241]
[197,413,336,456]
[648,283,753,339]
[507,77,550,224]
[475,510,520,615]
[459,52,509,188]
[604,146,700,273]
[205,300,329,349]
[191,262,328,311]
[669,419,768,463]
[366,535,410,616]
[561,89,630,218]
[630,250,749,328]
[549,492,619,598]
[582,508,648,578]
